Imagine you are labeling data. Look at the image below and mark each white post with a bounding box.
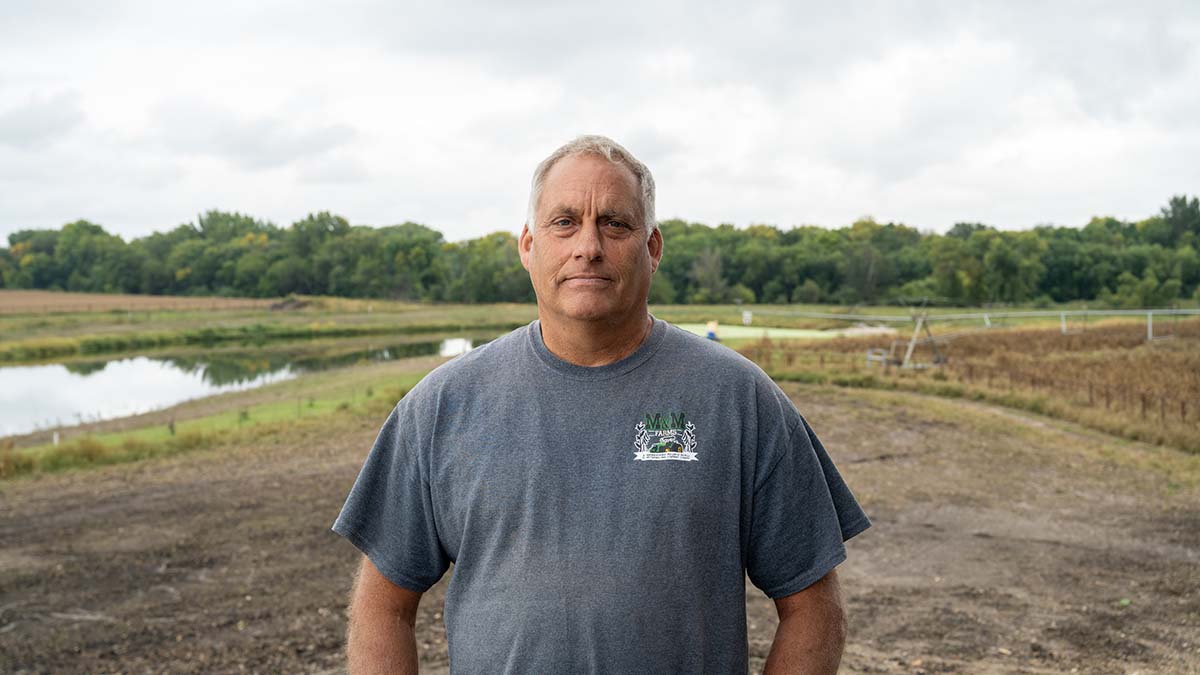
[984,313,991,328]
[1061,313,1067,334]
[1147,312,1153,341]
[53,431,60,446]
[902,315,924,368]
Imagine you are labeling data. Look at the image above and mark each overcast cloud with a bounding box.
[1,1,1197,242]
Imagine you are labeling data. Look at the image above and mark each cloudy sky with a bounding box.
[1,1,1197,243]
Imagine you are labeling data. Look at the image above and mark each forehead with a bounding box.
[539,154,641,211]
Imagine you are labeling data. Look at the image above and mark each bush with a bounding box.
[730,284,756,305]
[0,448,35,479]
[791,280,823,304]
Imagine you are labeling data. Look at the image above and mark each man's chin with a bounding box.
[563,309,615,323]
[554,302,625,324]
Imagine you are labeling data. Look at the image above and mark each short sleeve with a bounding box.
[746,413,870,599]
[332,403,450,592]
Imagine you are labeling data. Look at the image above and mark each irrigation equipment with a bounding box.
[751,307,1200,369]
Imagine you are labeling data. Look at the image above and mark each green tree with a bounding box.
[928,235,982,304]
[791,279,823,304]
[196,210,275,243]
[981,232,1046,303]
[378,222,446,300]
[687,249,731,304]
[0,247,15,288]
[1107,270,1183,308]
[648,273,678,304]
[261,258,309,296]
[1143,195,1200,248]
[289,212,350,258]
[4,192,1197,305]
[440,232,531,302]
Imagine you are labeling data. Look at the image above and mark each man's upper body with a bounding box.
[333,136,869,674]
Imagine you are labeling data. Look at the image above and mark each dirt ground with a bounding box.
[1,384,1196,674]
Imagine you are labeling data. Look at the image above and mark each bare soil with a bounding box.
[1,385,1196,674]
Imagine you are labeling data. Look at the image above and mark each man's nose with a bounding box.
[572,221,604,261]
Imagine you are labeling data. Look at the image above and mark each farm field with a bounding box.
[0,289,275,314]
[1,292,1198,673]
[744,318,1200,453]
[0,380,1195,674]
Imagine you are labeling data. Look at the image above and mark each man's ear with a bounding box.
[647,226,664,274]
[518,223,533,271]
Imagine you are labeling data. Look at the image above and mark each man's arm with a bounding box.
[346,555,424,675]
[762,569,847,675]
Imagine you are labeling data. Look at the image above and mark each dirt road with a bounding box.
[2,385,1196,674]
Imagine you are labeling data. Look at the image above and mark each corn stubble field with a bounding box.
[743,318,1200,454]
[0,292,1197,674]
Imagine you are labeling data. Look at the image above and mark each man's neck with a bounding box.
[538,311,654,367]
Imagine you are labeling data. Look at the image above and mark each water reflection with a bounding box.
[0,357,296,437]
[0,337,476,437]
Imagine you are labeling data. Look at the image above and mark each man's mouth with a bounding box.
[561,274,613,286]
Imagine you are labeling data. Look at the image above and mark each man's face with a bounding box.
[519,153,663,326]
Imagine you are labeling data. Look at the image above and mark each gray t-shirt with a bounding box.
[333,318,869,674]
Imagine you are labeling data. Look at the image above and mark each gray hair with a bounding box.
[526,134,657,232]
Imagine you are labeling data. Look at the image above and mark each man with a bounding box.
[333,135,870,674]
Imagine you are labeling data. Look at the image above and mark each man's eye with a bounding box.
[606,221,631,230]
[552,218,573,227]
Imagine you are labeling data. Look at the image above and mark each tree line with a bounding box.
[2,195,1198,307]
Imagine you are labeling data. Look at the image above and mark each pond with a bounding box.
[0,337,477,437]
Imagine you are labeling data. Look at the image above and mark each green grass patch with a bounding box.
[1,431,214,478]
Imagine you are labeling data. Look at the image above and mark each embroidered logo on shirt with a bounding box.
[634,412,698,462]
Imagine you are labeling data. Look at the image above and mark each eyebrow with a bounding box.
[599,210,636,222]
[543,205,639,224]
[544,205,582,221]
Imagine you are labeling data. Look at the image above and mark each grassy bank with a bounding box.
[0,319,527,364]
